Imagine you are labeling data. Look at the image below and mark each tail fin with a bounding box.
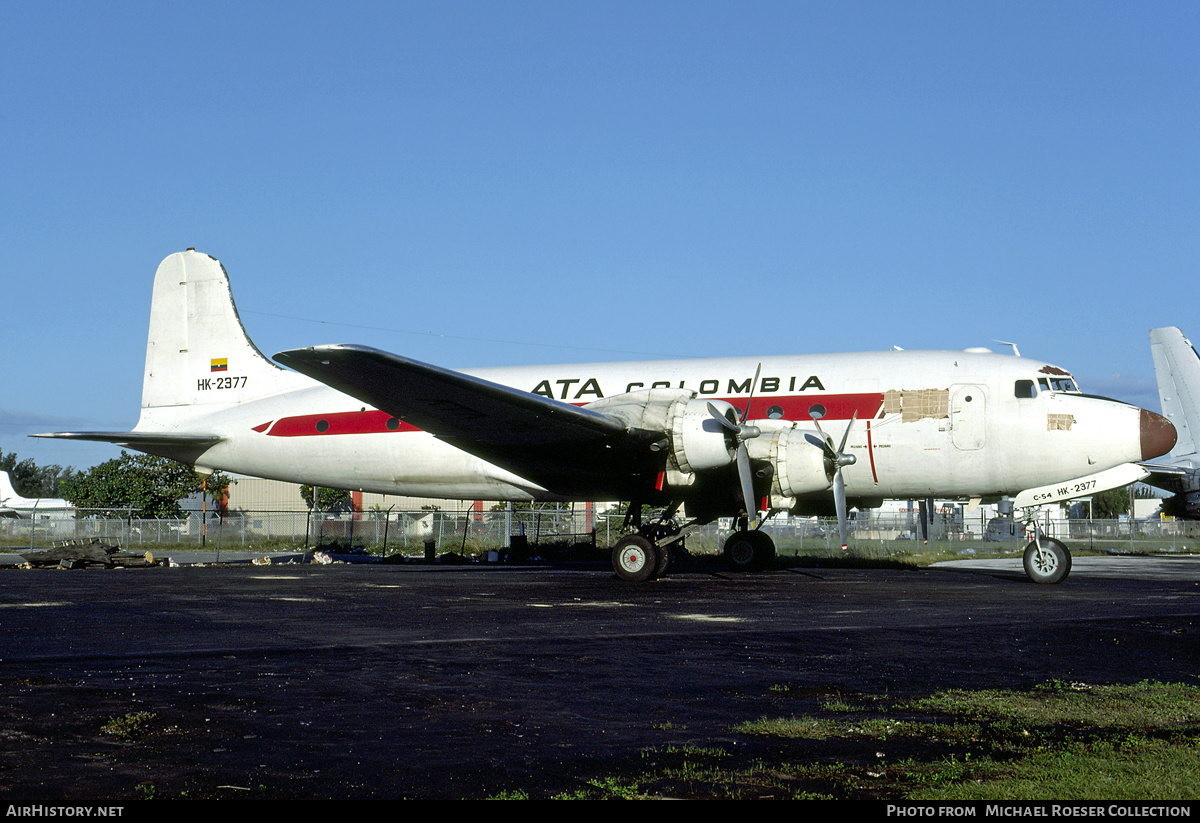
[35,251,305,465]
[1150,326,1200,458]
[0,471,19,504]
[141,249,301,411]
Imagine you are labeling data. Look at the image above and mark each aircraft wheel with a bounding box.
[654,540,672,578]
[1023,538,1071,584]
[723,530,775,572]
[613,535,660,582]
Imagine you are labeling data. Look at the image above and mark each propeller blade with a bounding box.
[707,402,740,434]
[836,411,858,457]
[834,468,848,551]
[740,363,761,423]
[812,409,856,551]
[711,397,763,528]
[736,443,757,527]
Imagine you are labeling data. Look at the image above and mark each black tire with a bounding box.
[654,540,672,578]
[723,530,776,572]
[1023,538,1071,584]
[612,535,660,582]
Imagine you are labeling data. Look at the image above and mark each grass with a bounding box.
[490,680,1200,800]
[101,711,158,742]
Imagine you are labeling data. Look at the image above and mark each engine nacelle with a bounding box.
[669,398,740,473]
[583,390,835,497]
[748,426,833,499]
[1162,490,1200,520]
[582,389,739,475]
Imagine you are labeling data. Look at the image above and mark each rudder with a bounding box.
[1150,326,1200,457]
[141,250,300,410]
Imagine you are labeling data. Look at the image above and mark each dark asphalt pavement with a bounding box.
[1,554,1197,799]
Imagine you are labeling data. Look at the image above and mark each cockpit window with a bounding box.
[1047,377,1078,392]
[1015,379,1036,399]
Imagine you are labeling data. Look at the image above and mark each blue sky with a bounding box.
[2,1,1198,472]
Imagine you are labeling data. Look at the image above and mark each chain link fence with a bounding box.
[4,506,1200,559]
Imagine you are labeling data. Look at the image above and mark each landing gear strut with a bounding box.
[1017,509,1072,584]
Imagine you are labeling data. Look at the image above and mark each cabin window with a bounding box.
[1015,380,1036,399]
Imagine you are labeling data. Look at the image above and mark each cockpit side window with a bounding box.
[1015,379,1036,399]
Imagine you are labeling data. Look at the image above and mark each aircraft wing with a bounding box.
[1012,462,1150,510]
[1139,461,1195,495]
[274,345,659,489]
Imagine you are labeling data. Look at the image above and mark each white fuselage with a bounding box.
[134,348,1153,505]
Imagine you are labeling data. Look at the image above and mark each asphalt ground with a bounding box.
[1,551,1198,802]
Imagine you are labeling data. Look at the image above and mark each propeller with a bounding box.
[810,408,857,551]
[708,365,762,527]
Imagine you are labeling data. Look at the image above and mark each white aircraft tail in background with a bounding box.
[1143,326,1200,518]
[39,250,1177,583]
[0,471,74,519]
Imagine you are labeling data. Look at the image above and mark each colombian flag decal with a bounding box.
[211,358,228,372]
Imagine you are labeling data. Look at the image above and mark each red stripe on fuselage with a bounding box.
[261,410,418,437]
[257,393,886,437]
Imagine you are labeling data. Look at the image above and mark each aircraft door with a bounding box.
[950,384,986,450]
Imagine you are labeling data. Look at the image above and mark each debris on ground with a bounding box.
[16,539,161,569]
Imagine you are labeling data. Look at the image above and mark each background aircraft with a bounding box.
[38,250,1176,583]
[0,471,74,519]
[1143,326,1200,519]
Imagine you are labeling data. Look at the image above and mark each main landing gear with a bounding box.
[611,510,779,581]
[612,534,665,582]
[722,517,776,572]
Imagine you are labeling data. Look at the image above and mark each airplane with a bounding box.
[0,471,74,519]
[1142,326,1200,519]
[37,249,1177,584]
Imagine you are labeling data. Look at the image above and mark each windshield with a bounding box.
[1037,376,1079,393]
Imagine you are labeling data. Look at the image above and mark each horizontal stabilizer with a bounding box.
[34,431,222,465]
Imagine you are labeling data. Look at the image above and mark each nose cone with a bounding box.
[1140,408,1177,460]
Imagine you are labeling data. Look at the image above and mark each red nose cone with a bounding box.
[1140,409,1177,460]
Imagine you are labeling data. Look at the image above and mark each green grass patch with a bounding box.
[502,680,1200,800]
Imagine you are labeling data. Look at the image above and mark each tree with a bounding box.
[1089,486,1132,519]
[0,451,75,497]
[299,485,354,513]
[59,452,218,518]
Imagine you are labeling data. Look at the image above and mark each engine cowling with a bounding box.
[749,426,833,499]
[1162,490,1200,520]
[669,397,741,473]
[582,389,740,477]
[584,389,835,499]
